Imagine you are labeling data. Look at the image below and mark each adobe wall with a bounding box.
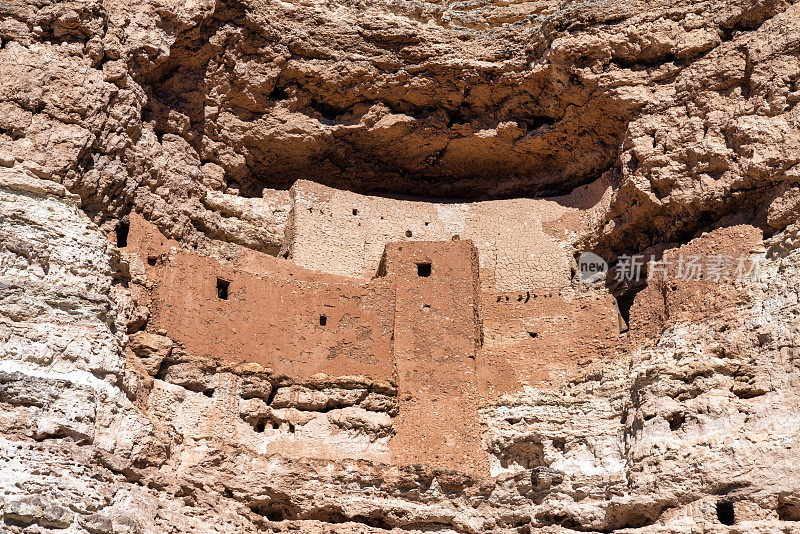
[124,213,395,381]
[380,241,487,474]
[122,212,624,475]
[284,180,583,290]
[629,225,765,343]
[478,289,622,396]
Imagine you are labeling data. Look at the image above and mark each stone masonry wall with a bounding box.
[125,213,622,475]
[284,180,581,290]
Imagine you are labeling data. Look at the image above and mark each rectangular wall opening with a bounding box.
[216,278,230,300]
[717,501,735,525]
[319,314,327,326]
[417,262,432,277]
[115,220,129,248]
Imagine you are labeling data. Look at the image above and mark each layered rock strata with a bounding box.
[2,0,800,531]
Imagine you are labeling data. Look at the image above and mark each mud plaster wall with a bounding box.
[629,225,765,344]
[479,289,622,396]
[285,180,589,290]
[126,213,396,381]
[380,241,487,474]
[125,214,623,473]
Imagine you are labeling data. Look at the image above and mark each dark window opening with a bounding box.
[717,501,735,525]
[405,230,413,237]
[254,420,266,433]
[203,390,214,398]
[319,314,327,326]
[667,412,685,431]
[272,422,280,430]
[216,278,230,300]
[352,208,359,215]
[288,423,295,434]
[417,262,432,277]
[528,331,538,339]
[147,256,157,266]
[115,220,129,248]
[615,293,635,333]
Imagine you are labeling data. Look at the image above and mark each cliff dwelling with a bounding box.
[3,0,800,530]
[119,177,624,476]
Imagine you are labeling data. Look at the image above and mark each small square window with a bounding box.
[352,208,359,215]
[417,262,432,277]
[216,278,230,300]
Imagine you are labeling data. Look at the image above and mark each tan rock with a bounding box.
[3,0,800,532]
[127,332,172,376]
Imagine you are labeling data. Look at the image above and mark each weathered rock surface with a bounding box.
[2,0,798,250]
[2,0,800,531]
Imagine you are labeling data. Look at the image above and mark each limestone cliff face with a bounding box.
[1,0,800,531]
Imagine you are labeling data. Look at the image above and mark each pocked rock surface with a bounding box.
[2,0,800,531]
